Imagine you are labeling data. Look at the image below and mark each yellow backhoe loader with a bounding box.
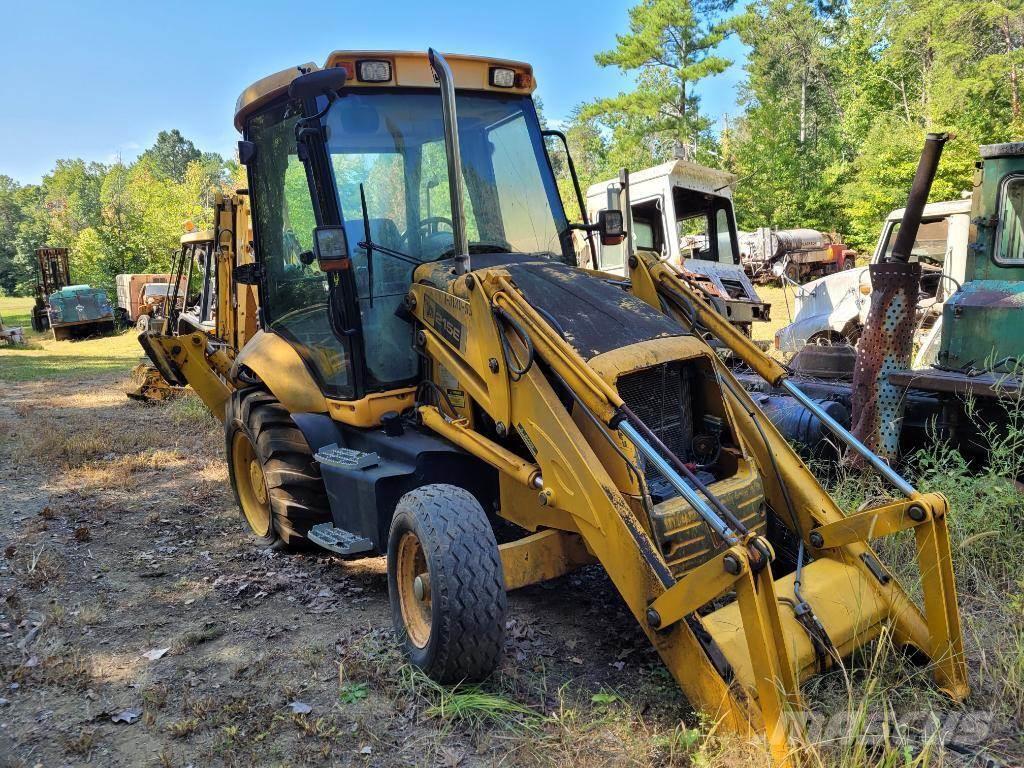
[138,50,967,763]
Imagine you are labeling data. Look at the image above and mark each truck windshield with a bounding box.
[322,90,569,266]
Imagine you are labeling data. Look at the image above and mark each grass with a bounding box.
[752,284,801,349]
[0,296,144,382]
[0,294,34,329]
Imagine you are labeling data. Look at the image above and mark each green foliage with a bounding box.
[580,0,736,172]
[138,129,202,183]
[338,682,369,704]
[558,0,1023,254]
[1,131,227,299]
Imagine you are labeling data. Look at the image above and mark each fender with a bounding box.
[231,330,328,414]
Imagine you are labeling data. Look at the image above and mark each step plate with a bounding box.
[308,523,375,556]
[314,443,380,470]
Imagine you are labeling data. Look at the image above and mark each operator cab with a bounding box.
[238,52,574,404]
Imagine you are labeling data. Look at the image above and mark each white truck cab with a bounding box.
[775,198,971,356]
[584,160,769,332]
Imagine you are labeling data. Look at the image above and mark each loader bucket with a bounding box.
[703,558,888,690]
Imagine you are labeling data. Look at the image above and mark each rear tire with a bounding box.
[387,484,506,683]
[225,389,330,548]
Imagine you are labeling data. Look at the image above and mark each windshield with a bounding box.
[322,90,569,265]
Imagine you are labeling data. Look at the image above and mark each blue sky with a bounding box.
[0,0,747,185]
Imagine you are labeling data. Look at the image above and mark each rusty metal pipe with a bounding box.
[851,133,951,457]
[888,133,950,263]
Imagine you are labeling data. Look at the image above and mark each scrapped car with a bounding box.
[775,198,971,353]
[584,159,770,336]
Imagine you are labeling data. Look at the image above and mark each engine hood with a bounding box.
[793,267,866,321]
[414,252,686,360]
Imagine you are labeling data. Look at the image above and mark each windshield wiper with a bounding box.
[357,183,421,307]
[356,240,422,266]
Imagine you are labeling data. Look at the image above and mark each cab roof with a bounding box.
[886,198,972,222]
[181,229,215,245]
[235,50,535,131]
[586,159,737,201]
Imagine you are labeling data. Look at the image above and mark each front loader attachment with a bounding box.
[409,261,967,765]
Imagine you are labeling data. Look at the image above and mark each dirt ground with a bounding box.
[0,371,715,768]
[1,356,1021,767]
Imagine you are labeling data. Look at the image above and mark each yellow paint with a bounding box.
[498,530,595,591]
[233,330,328,415]
[327,388,416,427]
[235,50,536,131]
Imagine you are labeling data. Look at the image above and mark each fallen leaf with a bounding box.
[141,647,170,661]
[24,655,39,668]
[73,526,91,542]
[569,656,583,665]
[288,701,312,714]
[111,707,142,724]
[360,746,373,754]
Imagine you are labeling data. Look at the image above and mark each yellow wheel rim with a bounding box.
[232,431,272,538]
[396,531,432,648]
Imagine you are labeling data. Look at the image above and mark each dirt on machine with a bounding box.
[138,49,968,763]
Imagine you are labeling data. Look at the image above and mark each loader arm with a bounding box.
[408,267,799,760]
[628,247,968,698]
[404,257,967,764]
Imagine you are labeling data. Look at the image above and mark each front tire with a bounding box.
[225,389,330,548]
[387,484,506,683]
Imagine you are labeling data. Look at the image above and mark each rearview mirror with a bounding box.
[598,209,625,246]
[313,226,350,272]
[288,67,348,101]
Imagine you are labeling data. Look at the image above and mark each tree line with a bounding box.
[0,130,233,297]
[2,0,1021,297]
[557,0,1022,249]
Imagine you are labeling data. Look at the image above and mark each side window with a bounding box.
[715,207,737,264]
[997,175,1024,263]
[248,103,353,398]
[631,199,665,254]
[677,215,712,261]
[881,218,949,265]
[633,221,655,250]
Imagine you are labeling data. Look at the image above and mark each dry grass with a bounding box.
[0,297,144,382]
[752,284,800,349]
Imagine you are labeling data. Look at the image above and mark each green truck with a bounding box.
[931,142,1024,373]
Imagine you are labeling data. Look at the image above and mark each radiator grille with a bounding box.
[616,362,694,498]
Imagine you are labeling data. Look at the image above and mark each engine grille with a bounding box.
[616,362,694,499]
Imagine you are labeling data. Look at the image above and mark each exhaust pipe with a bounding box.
[427,49,470,274]
[850,132,950,457]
